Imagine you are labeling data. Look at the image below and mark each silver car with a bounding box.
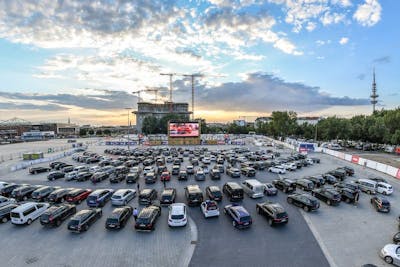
[0,196,16,208]
[111,189,136,206]
[380,244,400,266]
[65,171,79,181]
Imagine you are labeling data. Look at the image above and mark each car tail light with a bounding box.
[49,216,53,221]
[147,224,153,229]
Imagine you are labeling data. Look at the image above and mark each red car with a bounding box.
[66,189,92,204]
[160,171,171,181]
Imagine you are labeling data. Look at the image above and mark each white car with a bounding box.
[10,202,49,225]
[72,153,80,160]
[65,171,79,181]
[90,166,101,173]
[282,163,296,171]
[200,200,220,218]
[130,166,142,174]
[210,155,216,162]
[0,196,16,208]
[377,182,393,195]
[0,181,9,190]
[168,203,187,227]
[306,158,314,165]
[268,166,286,174]
[111,189,136,206]
[202,157,211,164]
[380,244,400,266]
[143,166,155,175]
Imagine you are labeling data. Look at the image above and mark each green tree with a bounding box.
[270,111,297,138]
[88,129,95,135]
[96,129,103,136]
[158,113,186,134]
[103,129,111,136]
[142,116,159,134]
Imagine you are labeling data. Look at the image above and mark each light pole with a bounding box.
[125,108,132,151]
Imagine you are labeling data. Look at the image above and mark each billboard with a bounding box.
[169,122,200,137]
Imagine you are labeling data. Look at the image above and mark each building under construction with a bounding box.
[134,102,192,133]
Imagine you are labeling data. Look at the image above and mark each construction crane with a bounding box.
[180,73,225,120]
[145,87,159,104]
[132,90,146,103]
[160,73,177,102]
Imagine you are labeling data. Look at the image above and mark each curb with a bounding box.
[180,216,198,267]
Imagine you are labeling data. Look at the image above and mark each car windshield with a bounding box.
[87,196,97,202]
[69,219,80,226]
[171,214,184,220]
[277,212,288,219]
[189,193,201,200]
[41,214,50,221]
[207,205,218,210]
[136,217,150,224]
[113,195,122,199]
[106,218,119,224]
[239,215,251,223]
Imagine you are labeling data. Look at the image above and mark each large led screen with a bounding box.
[169,122,200,137]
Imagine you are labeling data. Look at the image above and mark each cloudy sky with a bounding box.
[0,0,398,125]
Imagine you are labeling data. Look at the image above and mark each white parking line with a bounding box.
[180,216,198,267]
[300,209,338,267]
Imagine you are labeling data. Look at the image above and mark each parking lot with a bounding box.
[0,141,399,267]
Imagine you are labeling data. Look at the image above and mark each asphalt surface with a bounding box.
[0,143,329,267]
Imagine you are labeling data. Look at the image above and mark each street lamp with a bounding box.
[125,108,132,150]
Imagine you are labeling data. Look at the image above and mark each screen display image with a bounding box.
[169,123,200,137]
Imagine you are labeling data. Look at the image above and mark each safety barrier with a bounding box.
[322,148,400,179]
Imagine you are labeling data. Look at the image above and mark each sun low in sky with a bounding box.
[0,0,398,125]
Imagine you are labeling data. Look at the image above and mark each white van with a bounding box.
[10,202,49,225]
[377,182,393,195]
[357,179,377,194]
[242,179,264,198]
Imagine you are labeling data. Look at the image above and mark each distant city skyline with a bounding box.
[0,0,398,125]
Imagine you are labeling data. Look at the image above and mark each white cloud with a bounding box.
[353,0,382,26]
[339,37,349,45]
[320,12,346,25]
[306,22,317,31]
[316,40,326,46]
[331,0,352,7]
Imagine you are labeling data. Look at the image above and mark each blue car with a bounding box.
[224,204,252,229]
[86,189,114,207]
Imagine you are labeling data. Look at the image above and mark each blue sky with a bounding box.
[0,0,398,125]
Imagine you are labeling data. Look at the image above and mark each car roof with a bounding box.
[162,188,175,195]
[140,188,153,194]
[114,189,132,195]
[110,207,130,217]
[208,186,220,192]
[263,202,285,213]
[11,202,41,212]
[90,189,111,196]
[226,182,241,189]
[170,203,185,215]
[230,205,249,217]
[74,209,93,218]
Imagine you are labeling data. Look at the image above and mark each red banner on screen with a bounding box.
[397,169,400,179]
[169,123,199,137]
[351,155,359,164]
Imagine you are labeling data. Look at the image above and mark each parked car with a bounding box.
[224,204,252,229]
[139,189,158,205]
[311,188,341,206]
[31,186,59,201]
[327,169,346,181]
[76,172,92,182]
[168,203,187,227]
[200,200,220,218]
[268,165,286,174]
[160,171,171,182]
[371,196,390,213]
[11,185,40,201]
[287,193,320,212]
[341,166,355,176]
[0,196,16,208]
[334,181,360,193]
[263,183,278,196]
[90,172,109,183]
[377,182,393,195]
[294,179,314,191]
[134,205,161,231]
[209,168,221,180]
[160,188,176,206]
[184,185,203,206]
[195,170,206,181]
[336,187,360,204]
[206,186,223,202]
[66,189,92,204]
[126,172,139,184]
[241,167,256,177]
[65,171,79,181]
[105,206,133,230]
[379,244,400,265]
[222,182,244,202]
[48,188,75,203]
[145,172,157,184]
[0,203,18,223]
[171,165,180,175]
[256,201,288,226]
[40,204,77,227]
[67,208,102,233]
[272,178,296,193]
[178,170,188,180]
[226,167,241,178]
[86,189,114,207]
[29,167,51,174]
[47,171,65,181]
[322,174,337,185]
[10,202,50,225]
[111,189,136,206]
[110,173,126,183]
[306,176,325,187]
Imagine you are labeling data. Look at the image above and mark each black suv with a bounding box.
[139,189,158,205]
[105,206,133,230]
[178,171,188,180]
[11,185,40,201]
[31,186,59,201]
[341,166,355,176]
[0,184,25,197]
[256,201,288,226]
[47,188,74,203]
[209,169,221,180]
[311,188,341,206]
[222,182,244,202]
[40,204,77,227]
[29,166,51,174]
[336,187,359,204]
[287,193,320,212]
[272,179,296,193]
[184,185,204,206]
[160,188,176,205]
[371,196,390,213]
[241,167,256,177]
[90,172,109,183]
[206,186,223,202]
[294,179,314,191]
[67,208,102,233]
[135,205,161,231]
[327,169,346,181]
[47,171,65,181]
[0,203,18,223]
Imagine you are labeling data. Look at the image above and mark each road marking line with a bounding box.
[180,216,198,267]
[300,210,338,267]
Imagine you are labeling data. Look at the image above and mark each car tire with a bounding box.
[34,171,37,174]
[27,219,32,225]
[77,200,81,204]
[327,200,331,206]
[256,207,260,214]
[268,218,273,226]
[384,256,393,264]
[84,224,89,232]
[2,217,8,223]
[345,198,351,203]
[284,188,288,193]
[56,220,61,227]
[383,191,387,195]
[232,221,236,227]
[367,190,371,194]
[60,198,64,203]
[303,206,309,212]
[287,198,293,204]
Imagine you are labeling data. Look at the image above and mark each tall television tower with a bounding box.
[370,68,379,113]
